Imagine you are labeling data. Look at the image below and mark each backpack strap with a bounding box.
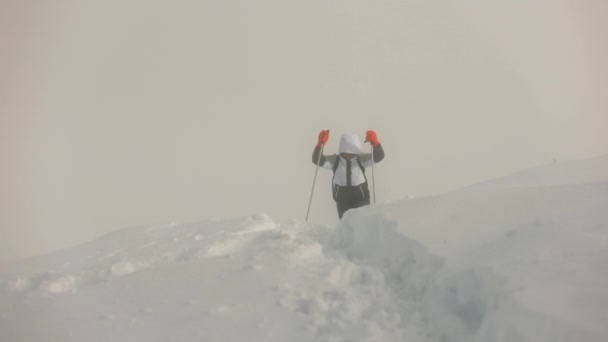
[332,157,340,200]
[332,156,340,186]
[332,156,340,174]
[357,158,368,183]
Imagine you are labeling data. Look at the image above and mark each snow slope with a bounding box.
[466,154,608,190]
[1,156,607,341]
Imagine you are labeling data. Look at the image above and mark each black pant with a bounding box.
[334,183,371,219]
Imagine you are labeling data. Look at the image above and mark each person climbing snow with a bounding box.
[312,130,385,218]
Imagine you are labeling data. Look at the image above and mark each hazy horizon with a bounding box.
[1,0,607,263]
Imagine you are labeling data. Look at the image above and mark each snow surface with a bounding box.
[1,156,607,341]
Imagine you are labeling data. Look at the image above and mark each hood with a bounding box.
[338,133,361,154]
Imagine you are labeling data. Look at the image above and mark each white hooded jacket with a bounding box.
[319,133,375,187]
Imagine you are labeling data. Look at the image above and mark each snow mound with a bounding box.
[7,277,31,292]
[110,260,146,277]
[280,213,445,341]
[44,275,79,294]
[278,212,518,342]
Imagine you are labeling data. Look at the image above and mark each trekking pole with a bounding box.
[306,131,328,222]
[371,145,376,204]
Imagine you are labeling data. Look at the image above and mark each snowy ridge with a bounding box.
[4,215,281,294]
[1,213,510,341]
[464,154,608,191]
[1,158,607,341]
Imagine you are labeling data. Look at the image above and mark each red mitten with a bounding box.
[317,129,330,147]
[365,130,379,147]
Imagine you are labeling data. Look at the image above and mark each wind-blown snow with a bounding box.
[1,157,607,341]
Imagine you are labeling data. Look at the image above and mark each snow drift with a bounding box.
[1,156,607,341]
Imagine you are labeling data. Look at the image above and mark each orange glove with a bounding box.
[365,130,379,147]
[317,129,329,147]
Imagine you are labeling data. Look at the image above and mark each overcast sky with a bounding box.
[1,0,607,263]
